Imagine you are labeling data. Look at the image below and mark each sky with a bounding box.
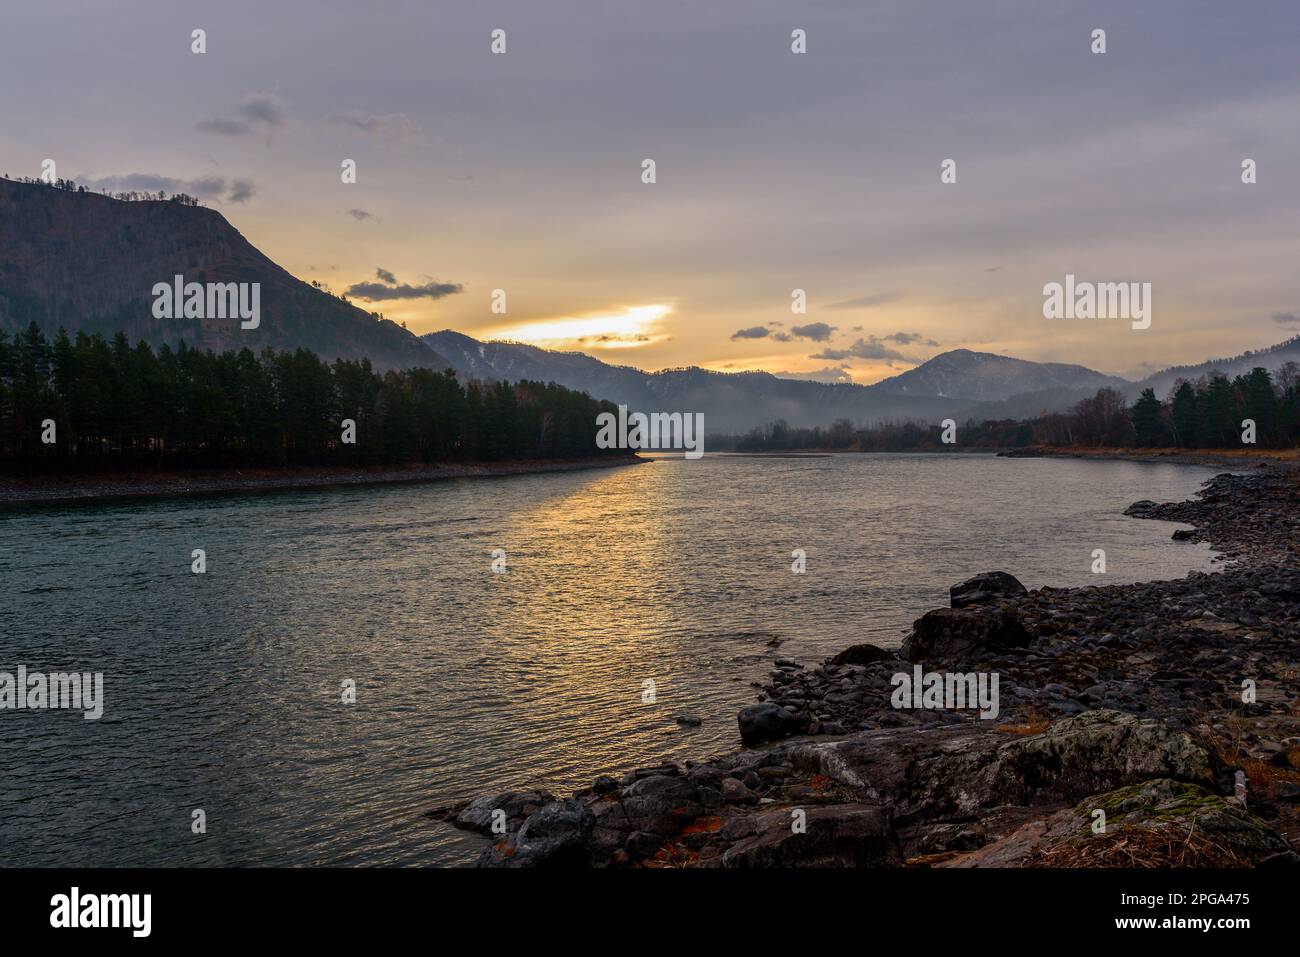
[4,0,1300,384]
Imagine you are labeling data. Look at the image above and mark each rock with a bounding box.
[719,804,902,867]
[624,830,663,861]
[829,643,893,666]
[791,710,1230,823]
[477,798,594,868]
[901,606,1033,665]
[719,777,757,804]
[674,715,703,727]
[451,789,554,835]
[950,571,1028,609]
[738,702,806,745]
[945,779,1296,867]
[592,775,618,795]
[620,774,704,836]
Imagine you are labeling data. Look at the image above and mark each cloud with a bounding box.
[1272,312,1300,327]
[347,208,373,221]
[196,117,251,136]
[328,111,423,144]
[236,92,286,127]
[79,172,255,204]
[228,179,255,203]
[789,322,836,342]
[812,336,910,361]
[197,92,287,137]
[345,269,462,301]
[882,331,939,347]
[775,366,855,383]
[731,326,772,340]
[826,292,901,310]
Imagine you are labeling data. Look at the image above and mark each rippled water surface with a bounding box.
[0,453,1222,865]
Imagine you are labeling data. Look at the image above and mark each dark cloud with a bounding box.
[347,208,373,221]
[827,292,901,310]
[731,326,771,340]
[237,92,286,127]
[198,92,287,137]
[883,331,939,347]
[1272,312,1300,327]
[790,322,836,342]
[812,337,909,362]
[345,270,462,301]
[228,179,255,203]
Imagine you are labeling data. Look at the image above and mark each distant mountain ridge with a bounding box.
[426,331,1126,432]
[1130,334,1300,401]
[869,349,1129,402]
[427,330,1300,433]
[0,177,453,372]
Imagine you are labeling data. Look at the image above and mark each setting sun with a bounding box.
[487,304,671,349]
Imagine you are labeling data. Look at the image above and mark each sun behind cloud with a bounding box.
[487,304,671,350]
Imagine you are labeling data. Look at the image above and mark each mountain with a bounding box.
[0,177,452,372]
[868,349,1129,402]
[1131,335,1300,401]
[426,330,962,431]
[424,331,1133,432]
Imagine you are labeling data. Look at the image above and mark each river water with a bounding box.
[0,453,1221,865]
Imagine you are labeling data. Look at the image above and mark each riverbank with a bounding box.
[1002,445,1300,468]
[0,454,646,507]
[436,465,1300,867]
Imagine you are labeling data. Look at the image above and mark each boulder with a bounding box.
[477,798,594,867]
[949,571,1028,609]
[451,789,554,835]
[620,774,704,836]
[901,606,1033,664]
[829,643,894,666]
[738,702,806,745]
[791,710,1231,823]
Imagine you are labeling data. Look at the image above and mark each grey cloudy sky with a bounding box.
[4,0,1299,382]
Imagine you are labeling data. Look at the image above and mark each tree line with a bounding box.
[722,364,1300,452]
[0,323,622,470]
[0,173,202,206]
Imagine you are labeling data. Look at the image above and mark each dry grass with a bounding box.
[1207,712,1300,797]
[1027,826,1251,868]
[995,707,1051,736]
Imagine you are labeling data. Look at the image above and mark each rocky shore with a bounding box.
[433,467,1300,867]
[0,455,645,507]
